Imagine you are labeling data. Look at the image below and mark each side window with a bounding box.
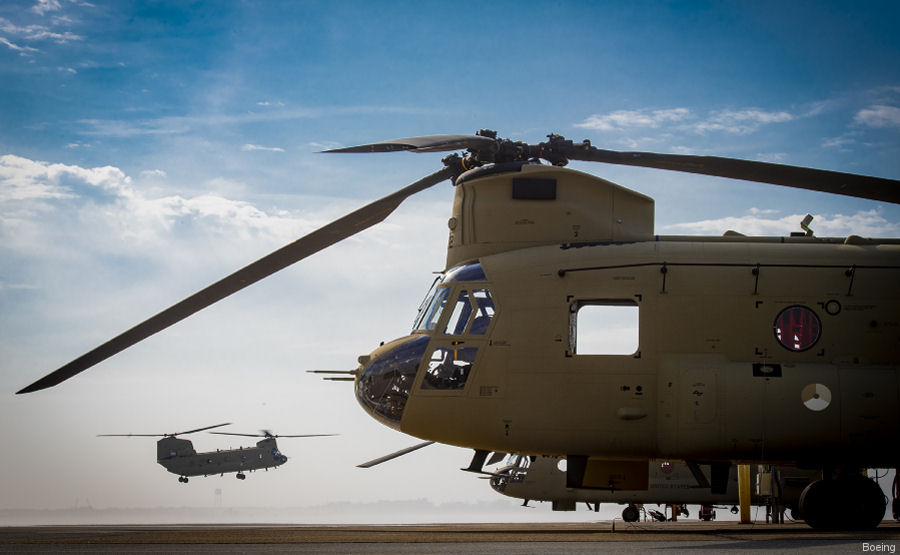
[443,288,495,335]
[444,290,474,335]
[470,289,495,335]
[421,346,478,390]
[569,300,639,355]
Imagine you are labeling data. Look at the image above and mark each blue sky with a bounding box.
[1,0,899,520]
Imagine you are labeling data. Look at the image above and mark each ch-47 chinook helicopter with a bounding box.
[99,423,336,483]
[488,456,818,523]
[18,130,900,529]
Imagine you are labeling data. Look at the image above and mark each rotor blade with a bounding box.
[97,434,162,437]
[274,434,339,438]
[357,441,435,468]
[323,134,497,154]
[17,166,455,394]
[176,423,231,436]
[209,432,338,438]
[570,148,900,204]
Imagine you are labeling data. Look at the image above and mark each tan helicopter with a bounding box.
[19,131,900,529]
[488,455,818,523]
[99,424,336,483]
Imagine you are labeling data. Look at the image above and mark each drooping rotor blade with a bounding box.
[175,423,232,436]
[98,422,230,438]
[274,433,338,438]
[323,134,497,154]
[209,432,338,438]
[567,147,900,204]
[97,433,164,437]
[357,440,435,468]
[17,166,456,394]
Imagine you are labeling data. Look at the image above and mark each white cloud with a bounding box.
[691,109,793,135]
[140,169,167,179]
[661,209,900,237]
[822,134,857,149]
[0,36,39,54]
[575,107,794,136]
[0,154,112,202]
[854,105,900,129]
[0,154,311,253]
[31,0,62,15]
[241,144,285,153]
[0,17,82,43]
[575,108,692,131]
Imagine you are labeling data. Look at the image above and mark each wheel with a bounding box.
[621,505,640,522]
[800,479,838,529]
[841,474,885,530]
[801,476,885,530]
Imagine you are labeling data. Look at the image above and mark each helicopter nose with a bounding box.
[355,335,430,430]
[490,468,512,493]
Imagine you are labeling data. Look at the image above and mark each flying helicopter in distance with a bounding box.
[99,424,336,483]
[19,130,900,529]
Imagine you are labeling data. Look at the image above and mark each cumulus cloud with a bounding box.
[0,154,310,254]
[0,154,121,202]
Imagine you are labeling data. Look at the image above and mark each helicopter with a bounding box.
[19,130,900,529]
[99,424,336,483]
[487,455,818,523]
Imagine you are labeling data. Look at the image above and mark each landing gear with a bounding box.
[178,476,189,484]
[236,472,246,480]
[621,504,640,522]
[800,474,885,529]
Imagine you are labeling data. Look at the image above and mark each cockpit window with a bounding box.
[414,286,450,331]
[470,289,494,335]
[444,289,495,335]
[444,290,473,335]
[421,346,478,390]
[414,262,492,334]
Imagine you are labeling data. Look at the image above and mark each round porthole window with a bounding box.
[774,305,821,352]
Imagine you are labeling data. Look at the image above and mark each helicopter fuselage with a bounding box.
[156,436,287,478]
[355,163,900,472]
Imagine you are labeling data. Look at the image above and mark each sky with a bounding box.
[1,0,900,522]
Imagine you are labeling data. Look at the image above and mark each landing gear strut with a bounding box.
[800,473,885,529]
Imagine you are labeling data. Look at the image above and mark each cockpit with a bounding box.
[490,454,531,493]
[355,262,495,429]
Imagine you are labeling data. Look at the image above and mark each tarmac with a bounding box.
[1,521,899,553]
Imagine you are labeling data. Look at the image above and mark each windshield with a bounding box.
[412,263,489,332]
[414,285,450,331]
